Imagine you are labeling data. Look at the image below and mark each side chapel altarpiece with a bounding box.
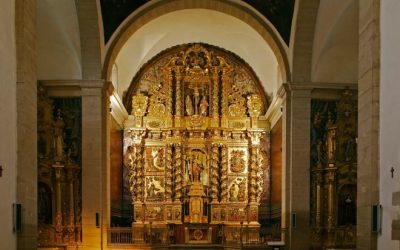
[123,44,270,244]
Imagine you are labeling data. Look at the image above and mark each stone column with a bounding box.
[81,81,110,249]
[288,86,312,248]
[358,0,380,249]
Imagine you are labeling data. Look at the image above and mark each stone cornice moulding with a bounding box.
[39,79,114,97]
[267,81,358,127]
[277,81,357,96]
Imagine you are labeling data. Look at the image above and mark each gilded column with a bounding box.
[210,143,220,202]
[174,144,183,201]
[325,116,337,246]
[134,144,145,203]
[66,164,77,242]
[175,67,183,127]
[247,130,264,228]
[165,144,173,202]
[211,68,220,127]
[326,168,336,246]
[220,145,228,202]
[221,69,231,127]
[249,147,259,203]
[165,68,173,127]
[313,170,323,246]
[74,171,82,242]
[53,164,64,243]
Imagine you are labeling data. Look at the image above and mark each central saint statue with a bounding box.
[190,155,203,182]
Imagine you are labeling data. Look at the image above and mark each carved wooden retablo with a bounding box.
[123,44,270,244]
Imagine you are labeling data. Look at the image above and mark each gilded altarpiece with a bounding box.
[122,44,270,244]
[37,86,82,249]
[310,90,357,249]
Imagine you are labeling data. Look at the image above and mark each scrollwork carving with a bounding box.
[247,94,262,118]
[131,94,148,117]
[148,82,167,117]
[228,85,246,117]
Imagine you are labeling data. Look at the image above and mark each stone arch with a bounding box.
[102,0,290,84]
[290,0,320,83]
[76,0,103,79]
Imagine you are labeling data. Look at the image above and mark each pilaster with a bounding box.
[81,81,111,250]
[358,0,380,249]
[280,84,312,248]
[16,0,38,249]
[40,80,112,250]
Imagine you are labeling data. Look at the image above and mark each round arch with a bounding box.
[102,0,291,86]
[290,0,320,83]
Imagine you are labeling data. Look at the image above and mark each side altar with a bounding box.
[122,44,270,244]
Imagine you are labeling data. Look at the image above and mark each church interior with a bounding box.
[1,0,400,249]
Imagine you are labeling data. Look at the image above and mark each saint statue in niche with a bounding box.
[185,150,206,184]
[200,96,208,116]
[185,95,193,116]
[53,109,65,160]
[191,155,203,182]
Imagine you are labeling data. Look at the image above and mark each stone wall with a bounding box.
[357,0,380,249]
[16,0,38,249]
[379,0,400,248]
[0,0,17,249]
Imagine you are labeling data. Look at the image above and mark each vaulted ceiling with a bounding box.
[100,0,295,44]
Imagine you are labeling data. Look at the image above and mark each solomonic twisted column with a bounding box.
[220,145,228,202]
[210,144,220,202]
[174,144,183,201]
[249,147,259,203]
[165,144,173,201]
[134,144,145,202]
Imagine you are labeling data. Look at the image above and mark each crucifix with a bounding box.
[391,167,395,178]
